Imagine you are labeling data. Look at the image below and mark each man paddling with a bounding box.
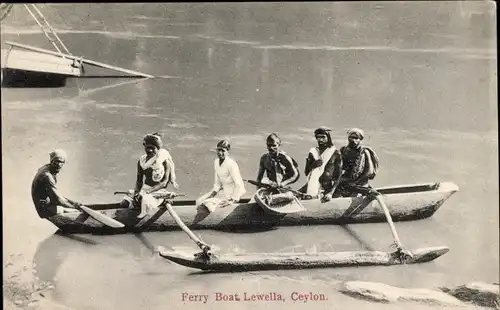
[256,133,300,188]
[31,149,82,218]
[300,126,342,200]
[325,128,379,198]
[121,133,179,218]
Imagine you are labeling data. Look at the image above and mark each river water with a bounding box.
[1,3,497,310]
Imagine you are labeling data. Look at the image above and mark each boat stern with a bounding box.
[410,246,450,264]
[159,251,212,270]
[414,181,460,220]
[437,181,460,194]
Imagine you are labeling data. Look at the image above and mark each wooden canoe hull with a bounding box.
[46,181,459,234]
[1,48,81,87]
[158,246,450,272]
[1,48,82,76]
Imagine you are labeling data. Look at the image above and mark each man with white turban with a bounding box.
[31,149,81,218]
[326,128,379,197]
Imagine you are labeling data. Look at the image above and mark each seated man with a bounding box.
[333,128,379,197]
[196,140,246,212]
[31,149,81,219]
[301,126,342,199]
[257,133,300,188]
[122,133,179,218]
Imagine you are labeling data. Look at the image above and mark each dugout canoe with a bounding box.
[158,246,450,272]
[46,181,459,234]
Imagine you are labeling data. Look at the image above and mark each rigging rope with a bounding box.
[30,4,72,55]
[23,4,64,55]
[0,3,14,21]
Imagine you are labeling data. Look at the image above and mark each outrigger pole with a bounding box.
[6,41,155,78]
[113,190,212,257]
[163,201,213,258]
[372,192,414,263]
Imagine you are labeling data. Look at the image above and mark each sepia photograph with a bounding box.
[2,2,498,309]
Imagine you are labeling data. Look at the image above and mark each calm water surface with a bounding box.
[2,3,497,310]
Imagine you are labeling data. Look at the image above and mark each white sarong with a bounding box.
[306,146,336,196]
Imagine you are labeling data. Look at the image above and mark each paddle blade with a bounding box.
[80,205,125,228]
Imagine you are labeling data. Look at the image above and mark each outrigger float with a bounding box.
[1,4,153,86]
[155,180,454,272]
[47,181,459,234]
[158,246,450,272]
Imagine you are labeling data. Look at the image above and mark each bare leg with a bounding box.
[137,197,148,219]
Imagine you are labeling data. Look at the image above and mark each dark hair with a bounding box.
[266,133,281,145]
[314,126,333,147]
[143,132,163,149]
[216,139,231,151]
[314,126,332,136]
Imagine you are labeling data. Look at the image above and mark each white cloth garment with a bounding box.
[138,184,170,218]
[138,148,174,183]
[198,157,246,212]
[212,157,246,201]
[197,193,232,213]
[306,146,336,196]
[135,148,175,218]
[121,185,169,218]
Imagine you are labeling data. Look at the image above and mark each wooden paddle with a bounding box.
[79,205,125,228]
[113,191,186,198]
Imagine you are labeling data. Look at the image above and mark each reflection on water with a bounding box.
[33,233,99,285]
[30,222,482,309]
[2,2,497,309]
